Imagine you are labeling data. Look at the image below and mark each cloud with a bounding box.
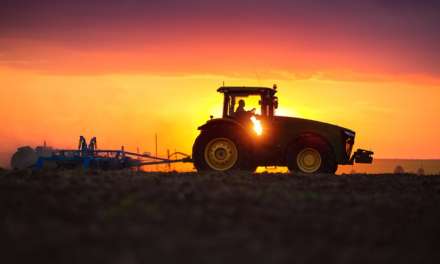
[0,0,439,80]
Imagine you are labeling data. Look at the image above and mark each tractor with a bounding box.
[192,86,373,174]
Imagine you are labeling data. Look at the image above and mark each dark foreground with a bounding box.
[1,170,440,264]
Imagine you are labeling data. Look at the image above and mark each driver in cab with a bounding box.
[234,99,255,120]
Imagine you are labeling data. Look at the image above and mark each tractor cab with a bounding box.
[217,86,278,120]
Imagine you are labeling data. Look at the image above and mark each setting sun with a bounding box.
[276,107,300,118]
[251,116,263,136]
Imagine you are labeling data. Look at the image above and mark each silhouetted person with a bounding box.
[235,99,256,118]
[235,99,246,115]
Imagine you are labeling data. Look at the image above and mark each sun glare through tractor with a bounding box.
[251,116,263,136]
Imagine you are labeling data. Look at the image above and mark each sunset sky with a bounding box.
[1,0,440,168]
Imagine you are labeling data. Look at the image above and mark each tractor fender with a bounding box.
[286,131,337,159]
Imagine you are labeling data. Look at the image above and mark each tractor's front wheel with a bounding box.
[192,131,254,172]
[287,138,337,174]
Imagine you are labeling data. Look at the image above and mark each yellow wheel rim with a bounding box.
[204,138,238,171]
[296,147,322,173]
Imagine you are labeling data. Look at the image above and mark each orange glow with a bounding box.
[1,28,440,170]
[1,67,439,169]
[1,66,440,165]
[251,116,263,136]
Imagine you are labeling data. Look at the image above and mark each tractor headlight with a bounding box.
[343,130,355,156]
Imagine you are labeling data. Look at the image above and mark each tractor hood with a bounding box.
[272,116,355,137]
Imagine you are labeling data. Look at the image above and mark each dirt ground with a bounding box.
[1,170,440,264]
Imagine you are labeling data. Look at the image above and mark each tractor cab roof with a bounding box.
[217,86,277,96]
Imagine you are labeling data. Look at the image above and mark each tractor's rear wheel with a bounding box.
[287,138,337,174]
[193,130,254,172]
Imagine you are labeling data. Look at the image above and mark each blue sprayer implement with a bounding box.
[11,136,192,170]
